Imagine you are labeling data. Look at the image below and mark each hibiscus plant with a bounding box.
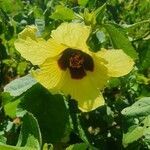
[0,0,150,150]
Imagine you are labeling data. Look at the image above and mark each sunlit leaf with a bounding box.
[121,97,150,117]
[104,23,138,59]
[123,115,150,147]
[66,143,88,150]
[78,0,89,6]
[17,62,28,76]
[123,126,144,147]
[50,5,75,21]
[4,98,21,118]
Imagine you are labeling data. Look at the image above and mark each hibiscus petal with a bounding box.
[78,93,105,112]
[14,26,66,65]
[32,57,64,89]
[51,22,90,51]
[98,49,134,77]
[55,70,105,112]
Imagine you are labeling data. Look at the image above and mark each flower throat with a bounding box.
[58,48,94,79]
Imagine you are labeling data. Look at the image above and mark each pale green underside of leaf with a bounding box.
[121,97,150,117]
[4,74,37,97]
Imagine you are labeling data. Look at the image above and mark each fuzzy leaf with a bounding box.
[121,97,150,117]
[4,74,37,97]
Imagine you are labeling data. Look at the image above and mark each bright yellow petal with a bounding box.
[54,69,105,112]
[32,57,64,89]
[47,39,67,57]
[46,52,108,112]
[14,26,66,65]
[31,47,108,112]
[88,54,109,90]
[78,93,105,112]
[51,22,90,51]
[98,49,134,77]
[77,56,108,112]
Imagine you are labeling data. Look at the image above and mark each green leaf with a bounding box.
[123,126,144,147]
[125,20,150,32]
[88,32,101,52]
[0,136,6,145]
[4,75,37,97]
[123,115,150,147]
[0,145,22,150]
[50,5,74,21]
[0,112,41,150]
[121,97,150,117]
[16,112,42,149]
[42,143,50,150]
[108,78,120,88]
[1,92,20,118]
[0,0,23,14]
[17,62,28,76]
[18,84,69,143]
[143,134,150,149]
[78,0,89,6]
[33,6,43,18]
[104,23,138,59]
[4,98,21,118]
[1,92,13,105]
[94,3,106,24]
[66,143,88,150]
[4,25,14,41]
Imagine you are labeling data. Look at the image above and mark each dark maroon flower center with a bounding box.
[58,48,94,79]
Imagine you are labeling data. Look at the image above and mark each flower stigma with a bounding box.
[58,48,94,79]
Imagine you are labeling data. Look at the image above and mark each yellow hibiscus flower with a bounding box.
[14,23,134,112]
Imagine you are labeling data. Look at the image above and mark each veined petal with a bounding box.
[14,26,66,65]
[32,57,64,89]
[47,39,67,57]
[77,56,108,112]
[55,70,105,112]
[98,49,134,77]
[88,54,109,90]
[51,22,91,51]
